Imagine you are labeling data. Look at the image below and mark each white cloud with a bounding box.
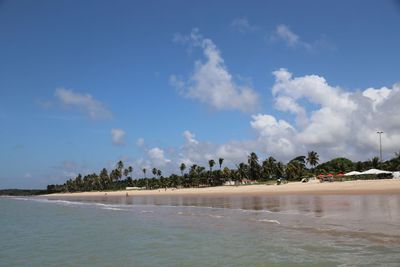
[183,130,199,145]
[170,29,260,112]
[148,147,171,167]
[55,88,112,120]
[262,69,400,161]
[272,24,312,50]
[136,138,145,147]
[230,17,257,33]
[276,24,299,46]
[111,128,126,145]
[362,87,391,111]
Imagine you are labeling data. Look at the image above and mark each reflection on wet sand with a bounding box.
[50,193,400,222]
[45,193,400,246]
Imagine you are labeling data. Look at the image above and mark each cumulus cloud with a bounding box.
[177,129,255,170]
[257,69,400,161]
[183,130,199,145]
[170,29,260,112]
[111,128,126,145]
[55,88,112,120]
[148,147,171,167]
[230,17,257,33]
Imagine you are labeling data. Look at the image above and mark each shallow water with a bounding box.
[1,194,399,266]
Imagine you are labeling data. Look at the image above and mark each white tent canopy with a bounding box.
[361,169,392,175]
[344,171,362,176]
[344,169,394,176]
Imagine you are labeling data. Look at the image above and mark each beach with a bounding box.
[44,178,400,198]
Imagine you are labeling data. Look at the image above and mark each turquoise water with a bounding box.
[1,194,399,266]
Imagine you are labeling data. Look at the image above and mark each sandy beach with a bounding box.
[44,179,400,198]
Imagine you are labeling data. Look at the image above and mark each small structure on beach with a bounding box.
[344,171,362,176]
[361,169,392,175]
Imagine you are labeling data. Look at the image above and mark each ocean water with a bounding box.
[1,194,400,267]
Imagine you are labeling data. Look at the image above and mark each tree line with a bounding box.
[46,151,400,193]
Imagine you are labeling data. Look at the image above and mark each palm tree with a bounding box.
[157,169,162,178]
[306,151,319,169]
[262,156,277,180]
[117,160,124,171]
[248,152,261,180]
[370,157,380,169]
[142,168,147,178]
[180,163,186,177]
[236,163,248,182]
[286,161,301,180]
[275,162,285,178]
[152,168,157,178]
[218,158,224,170]
[286,157,305,180]
[208,159,215,171]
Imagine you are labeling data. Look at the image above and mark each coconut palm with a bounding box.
[208,159,216,171]
[142,168,147,178]
[218,158,224,170]
[262,156,277,180]
[306,151,319,168]
[248,152,261,180]
[180,163,186,177]
[286,161,302,180]
[117,160,124,171]
[236,163,248,182]
[370,156,380,169]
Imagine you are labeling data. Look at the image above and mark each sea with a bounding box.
[1,193,399,267]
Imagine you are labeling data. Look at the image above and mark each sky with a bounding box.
[1,0,400,188]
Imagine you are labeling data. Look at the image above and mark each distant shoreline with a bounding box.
[42,179,400,198]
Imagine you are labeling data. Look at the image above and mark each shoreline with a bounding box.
[43,179,400,198]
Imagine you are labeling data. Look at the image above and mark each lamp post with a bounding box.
[377,131,383,162]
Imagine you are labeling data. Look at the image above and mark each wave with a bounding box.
[140,210,154,213]
[101,207,127,211]
[11,197,308,221]
[257,219,281,225]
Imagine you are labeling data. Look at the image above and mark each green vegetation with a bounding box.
[46,151,400,193]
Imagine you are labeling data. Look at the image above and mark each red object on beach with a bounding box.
[327,173,334,177]
[318,174,324,178]
[337,173,344,176]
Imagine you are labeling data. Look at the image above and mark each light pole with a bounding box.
[377,131,383,162]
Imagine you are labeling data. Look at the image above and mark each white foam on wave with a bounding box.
[102,207,127,211]
[140,210,154,213]
[208,214,224,218]
[257,219,281,225]
[240,209,273,214]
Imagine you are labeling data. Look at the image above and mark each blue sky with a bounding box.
[1,0,400,188]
